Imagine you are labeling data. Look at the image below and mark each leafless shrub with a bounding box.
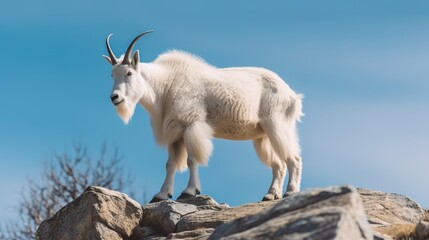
[0,143,133,240]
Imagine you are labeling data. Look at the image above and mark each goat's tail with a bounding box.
[287,93,304,122]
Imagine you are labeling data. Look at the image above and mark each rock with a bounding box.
[36,185,428,240]
[166,228,214,240]
[176,200,278,232]
[141,200,198,235]
[36,186,142,240]
[209,186,373,240]
[91,222,123,239]
[129,226,158,240]
[416,211,429,240]
[176,195,219,206]
[176,194,230,211]
[373,232,394,240]
[138,195,229,239]
[372,224,417,240]
[141,237,166,240]
[358,188,425,239]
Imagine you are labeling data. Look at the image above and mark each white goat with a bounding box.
[103,31,303,202]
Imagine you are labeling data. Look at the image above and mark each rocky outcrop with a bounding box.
[358,188,425,239]
[210,186,372,240]
[416,211,429,240]
[141,200,198,235]
[176,200,276,233]
[36,186,427,240]
[36,186,142,240]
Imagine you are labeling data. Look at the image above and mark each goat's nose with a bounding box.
[110,93,119,102]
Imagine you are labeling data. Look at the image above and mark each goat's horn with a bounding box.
[106,34,118,65]
[122,30,154,65]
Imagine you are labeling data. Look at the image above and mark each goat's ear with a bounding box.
[131,50,140,70]
[102,55,112,65]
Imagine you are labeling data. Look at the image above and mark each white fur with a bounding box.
[106,50,303,200]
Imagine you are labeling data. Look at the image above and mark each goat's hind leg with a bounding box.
[178,121,213,199]
[284,155,302,197]
[177,157,201,199]
[150,140,187,203]
[253,136,286,201]
[261,115,302,198]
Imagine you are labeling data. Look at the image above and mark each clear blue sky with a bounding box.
[1,1,428,221]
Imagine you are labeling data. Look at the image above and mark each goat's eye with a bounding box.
[127,71,132,76]
[111,74,113,78]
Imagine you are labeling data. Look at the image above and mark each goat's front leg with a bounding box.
[150,140,186,203]
[178,122,213,199]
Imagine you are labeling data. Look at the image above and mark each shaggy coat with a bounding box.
[104,34,303,202]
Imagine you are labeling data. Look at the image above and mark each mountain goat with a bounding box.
[103,31,303,202]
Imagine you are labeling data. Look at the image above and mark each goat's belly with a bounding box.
[212,121,265,140]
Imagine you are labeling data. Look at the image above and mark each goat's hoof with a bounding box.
[283,192,297,198]
[262,193,280,201]
[149,197,167,203]
[262,196,272,201]
[262,195,274,202]
[177,192,195,200]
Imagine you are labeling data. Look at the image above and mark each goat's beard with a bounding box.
[116,100,136,125]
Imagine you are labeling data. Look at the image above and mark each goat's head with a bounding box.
[103,31,153,124]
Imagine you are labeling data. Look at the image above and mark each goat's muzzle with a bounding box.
[110,93,123,106]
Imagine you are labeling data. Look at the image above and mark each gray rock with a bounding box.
[209,186,373,240]
[176,200,278,232]
[358,188,425,239]
[177,195,230,211]
[176,195,219,206]
[36,186,143,240]
[195,204,230,211]
[142,200,198,235]
[416,211,429,240]
[35,185,427,240]
[166,228,214,240]
[141,237,166,240]
[130,226,158,240]
[373,232,394,240]
[358,188,424,225]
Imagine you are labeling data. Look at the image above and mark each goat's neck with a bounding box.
[138,62,167,116]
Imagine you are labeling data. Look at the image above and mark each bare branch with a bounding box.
[1,143,134,240]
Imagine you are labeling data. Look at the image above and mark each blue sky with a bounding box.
[1,1,428,222]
